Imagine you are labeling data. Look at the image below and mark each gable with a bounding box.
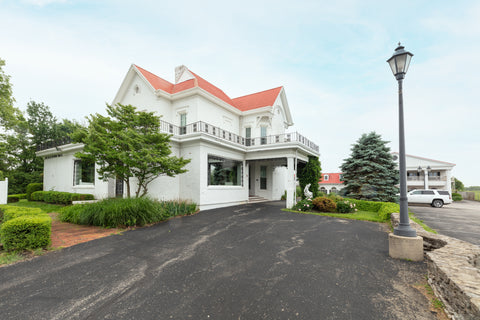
[114,64,294,124]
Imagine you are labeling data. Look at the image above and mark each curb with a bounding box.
[391,212,480,320]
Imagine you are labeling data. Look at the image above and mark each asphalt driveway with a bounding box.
[0,202,435,320]
[410,200,480,246]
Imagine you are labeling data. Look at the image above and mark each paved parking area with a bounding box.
[0,202,436,319]
[410,200,480,246]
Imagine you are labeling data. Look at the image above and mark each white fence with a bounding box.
[0,178,8,204]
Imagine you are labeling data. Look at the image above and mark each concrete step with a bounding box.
[248,196,268,203]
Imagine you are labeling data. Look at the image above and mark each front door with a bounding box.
[249,164,255,196]
[115,179,124,198]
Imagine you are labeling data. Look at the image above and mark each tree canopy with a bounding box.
[454,178,464,192]
[0,58,82,193]
[72,103,191,198]
[341,132,399,202]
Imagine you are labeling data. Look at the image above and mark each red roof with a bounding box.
[232,87,283,111]
[319,173,344,184]
[134,65,281,112]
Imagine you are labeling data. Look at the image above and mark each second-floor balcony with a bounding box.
[161,120,319,152]
[37,120,319,154]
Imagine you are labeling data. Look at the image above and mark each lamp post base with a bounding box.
[393,223,417,237]
[388,233,423,261]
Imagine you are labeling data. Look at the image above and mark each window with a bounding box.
[74,160,95,185]
[245,127,251,146]
[261,126,267,145]
[339,174,344,181]
[180,113,187,135]
[260,166,267,190]
[324,174,329,181]
[208,155,243,186]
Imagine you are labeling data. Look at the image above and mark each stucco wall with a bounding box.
[43,150,109,199]
[198,142,248,210]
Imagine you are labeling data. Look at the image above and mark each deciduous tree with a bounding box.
[73,104,190,198]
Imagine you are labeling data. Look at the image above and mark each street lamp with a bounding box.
[387,43,416,237]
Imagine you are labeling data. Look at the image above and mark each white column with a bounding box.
[424,169,429,189]
[286,157,295,208]
[445,169,453,194]
[0,178,8,204]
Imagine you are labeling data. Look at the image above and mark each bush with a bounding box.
[292,199,313,212]
[59,197,197,228]
[31,191,94,205]
[452,193,463,201]
[0,215,52,251]
[377,202,399,221]
[312,196,337,213]
[336,200,357,213]
[26,183,43,201]
[1,206,46,222]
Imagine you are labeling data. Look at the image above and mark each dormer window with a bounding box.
[324,174,329,181]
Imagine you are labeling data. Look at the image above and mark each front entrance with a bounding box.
[115,179,124,198]
[249,165,255,196]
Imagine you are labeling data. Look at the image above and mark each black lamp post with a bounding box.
[387,43,416,237]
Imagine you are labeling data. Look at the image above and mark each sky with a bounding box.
[1,0,479,186]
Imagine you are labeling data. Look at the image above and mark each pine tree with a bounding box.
[341,132,398,202]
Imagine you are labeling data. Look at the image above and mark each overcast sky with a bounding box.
[1,0,479,186]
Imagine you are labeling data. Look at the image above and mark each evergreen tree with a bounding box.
[341,132,398,202]
[298,155,322,199]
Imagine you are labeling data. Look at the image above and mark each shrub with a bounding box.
[312,196,337,213]
[281,190,287,200]
[31,191,94,205]
[26,183,43,201]
[336,200,356,213]
[59,197,197,228]
[452,193,463,201]
[7,195,20,203]
[1,206,46,222]
[0,215,52,251]
[292,199,313,212]
[377,202,399,221]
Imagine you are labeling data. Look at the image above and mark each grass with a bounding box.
[59,197,197,228]
[0,248,47,267]
[410,214,437,234]
[284,209,387,222]
[475,191,480,201]
[6,199,65,213]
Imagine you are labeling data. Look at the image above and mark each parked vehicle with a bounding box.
[407,189,452,208]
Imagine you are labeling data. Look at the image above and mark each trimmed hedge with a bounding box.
[0,215,51,251]
[8,194,27,203]
[345,198,399,221]
[26,183,43,201]
[59,197,197,228]
[0,205,52,251]
[31,191,94,205]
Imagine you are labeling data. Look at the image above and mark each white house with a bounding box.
[318,173,344,195]
[392,153,455,194]
[37,65,320,210]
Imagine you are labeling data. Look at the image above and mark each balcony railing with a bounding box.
[163,120,319,152]
[407,176,446,181]
[37,120,319,153]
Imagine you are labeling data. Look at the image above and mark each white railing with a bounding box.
[160,120,319,153]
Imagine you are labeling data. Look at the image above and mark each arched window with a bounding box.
[320,187,327,194]
[331,187,338,194]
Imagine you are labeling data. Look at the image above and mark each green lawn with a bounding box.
[475,191,480,201]
[284,209,387,223]
[5,199,65,213]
